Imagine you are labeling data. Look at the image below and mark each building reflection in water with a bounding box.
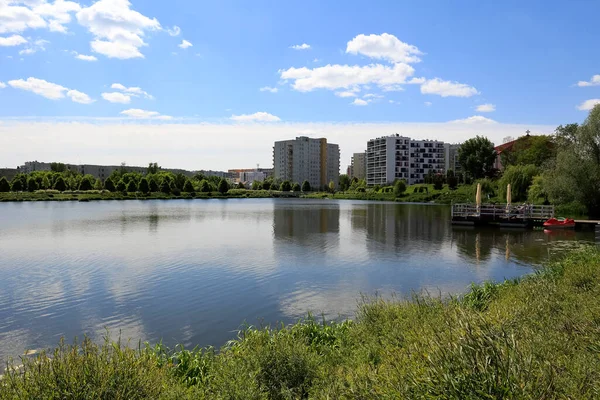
[273,203,340,242]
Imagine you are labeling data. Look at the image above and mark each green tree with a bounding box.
[148,178,159,192]
[41,176,51,190]
[50,162,66,173]
[328,180,335,193]
[393,179,406,197]
[173,173,187,190]
[160,180,171,194]
[126,180,138,193]
[262,180,272,191]
[218,178,229,194]
[147,162,160,174]
[94,178,103,190]
[527,175,548,204]
[555,123,579,145]
[458,136,497,179]
[11,179,23,192]
[139,178,150,194]
[79,177,93,191]
[0,177,10,192]
[199,180,211,193]
[53,176,67,192]
[117,180,127,192]
[498,164,539,202]
[237,182,246,189]
[252,181,262,190]
[339,174,350,191]
[543,105,600,217]
[292,182,301,192]
[183,179,195,193]
[301,180,311,192]
[280,181,291,192]
[433,174,444,190]
[500,135,555,168]
[27,177,38,192]
[104,177,116,192]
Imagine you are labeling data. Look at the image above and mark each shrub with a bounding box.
[117,180,127,192]
[433,174,444,190]
[199,180,211,193]
[447,175,458,190]
[292,183,301,192]
[78,178,93,191]
[252,181,262,190]
[280,181,291,192]
[27,177,38,192]
[237,182,245,189]
[0,177,10,192]
[103,177,116,192]
[301,180,311,192]
[183,179,195,193]
[160,180,171,194]
[139,178,150,194]
[53,177,67,192]
[126,180,138,193]
[218,179,229,194]
[393,180,406,197]
[498,164,538,202]
[262,181,272,191]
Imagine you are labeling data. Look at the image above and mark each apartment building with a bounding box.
[273,136,340,189]
[350,152,366,180]
[444,143,462,173]
[366,134,445,186]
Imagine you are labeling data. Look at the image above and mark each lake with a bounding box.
[0,199,593,365]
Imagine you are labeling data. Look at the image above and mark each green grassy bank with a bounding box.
[2,247,600,399]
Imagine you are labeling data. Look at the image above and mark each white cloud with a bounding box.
[577,99,600,111]
[0,0,81,34]
[424,101,432,106]
[576,75,600,87]
[312,58,319,63]
[19,38,48,55]
[259,86,278,93]
[0,82,6,88]
[290,43,310,50]
[363,93,383,99]
[230,112,281,122]
[120,108,171,119]
[351,98,369,106]
[450,115,497,124]
[346,33,422,64]
[476,103,495,112]
[420,78,479,97]
[7,77,92,103]
[280,62,414,92]
[408,77,426,84]
[75,53,97,61]
[0,34,27,46]
[34,0,82,33]
[76,0,161,59]
[335,91,358,98]
[110,83,153,99]
[102,92,131,104]
[67,89,94,104]
[166,25,180,36]
[178,39,192,49]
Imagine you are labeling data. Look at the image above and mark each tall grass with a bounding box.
[3,247,600,398]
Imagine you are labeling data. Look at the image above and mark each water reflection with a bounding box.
[0,199,594,367]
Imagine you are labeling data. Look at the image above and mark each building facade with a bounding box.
[273,136,340,189]
[444,143,462,173]
[366,134,445,186]
[350,152,366,180]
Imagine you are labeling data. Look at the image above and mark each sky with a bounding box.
[1,0,599,171]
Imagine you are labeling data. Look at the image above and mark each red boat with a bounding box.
[543,218,576,229]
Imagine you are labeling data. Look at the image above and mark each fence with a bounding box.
[451,203,555,220]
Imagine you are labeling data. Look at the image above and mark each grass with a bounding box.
[3,247,600,398]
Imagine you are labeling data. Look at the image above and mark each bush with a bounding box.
[183,179,195,193]
[218,179,229,194]
[117,180,127,192]
[79,178,93,191]
[148,178,159,193]
[280,181,292,192]
[301,180,311,192]
[262,181,272,191]
[433,174,444,190]
[199,180,211,193]
[393,180,406,197]
[251,181,262,190]
[237,182,245,189]
[292,183,301,192]
[104,177,116,192]
[126,180,138,193]
[139,178,150,194]
[160,180,171,194]
[447,175,458,190]
[27,177,38,192]
[0,177,10,192]
[53,177,67,192]
[498,164,539,202]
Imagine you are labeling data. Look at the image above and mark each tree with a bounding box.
[328,180,335,193]
[433,174,444,190]
[160,180,171,194]
[11,179,23,192]
[78,177,93,191]
[117,180,127,192]
[27,177,38,192]
[147,162,160,175]
[500,135,555,168]
[104,177,116,192]
[339,174,350,191]
[262,181,271,191]
[138,178,149,194]
[458,136,497,179]
[94,178,103,191]
[50,162,66,173]
[393,179,406,197]
[301,180,311,192]
[126,180,138,193]
[237,182,246,189]
[149,178,159,193]
[252,181,262,190]
[280,181,291,192]
[218,178,229,194]
[173,173,187,190]
[446,169,458,189]
[183,179,195,193]
[527,175,548,204]
[0,177,10,192]
[53,176,66,192]
[498,164,539,202]
[42,176,51,190]
[292,182,301,192]
[199,180,211,193]
[555,123,579,145]
[543,105,600,217]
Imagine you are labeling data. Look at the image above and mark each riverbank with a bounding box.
[2,247,599,398]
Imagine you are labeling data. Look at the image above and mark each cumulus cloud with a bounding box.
[19,38,48,55]
[8,77,93,103]
[577,99,600,111]
[576,75,600,87]
[450,115,497,124]
[75,53,97,61]
[290,43,310,50]
[0,0,81,35]
[76,0,161,59]
[259,86,278,93]
[0,34,28,46]
[102,92,131,104]
[346,33,422,64]
[335,91,358,98]
[120,108,172,120]
[230,112,281,122]
[476,103,495,112]
[111,83,153,99]
[351,98,369,106]
[421,78,479,97]
[166,25,181,36]
[363,93,383,99]
[280,62,414,92]
[178,39,192,49]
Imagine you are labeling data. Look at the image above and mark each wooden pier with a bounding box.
[451,203,554,228]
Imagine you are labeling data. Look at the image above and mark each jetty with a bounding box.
[451,203,554,228]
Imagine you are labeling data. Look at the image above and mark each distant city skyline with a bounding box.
[1,0,597,170]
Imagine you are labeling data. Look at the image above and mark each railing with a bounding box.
[451,203,554,220]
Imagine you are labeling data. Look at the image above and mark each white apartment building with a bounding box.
[444,143,462,173]
[239,171,266,184]
[366,134,445,186]
[273,136,340,189]
[350,152,366,180]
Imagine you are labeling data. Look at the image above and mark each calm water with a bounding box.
[0,199,594,364]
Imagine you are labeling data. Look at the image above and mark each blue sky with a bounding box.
[1,0,599,170]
